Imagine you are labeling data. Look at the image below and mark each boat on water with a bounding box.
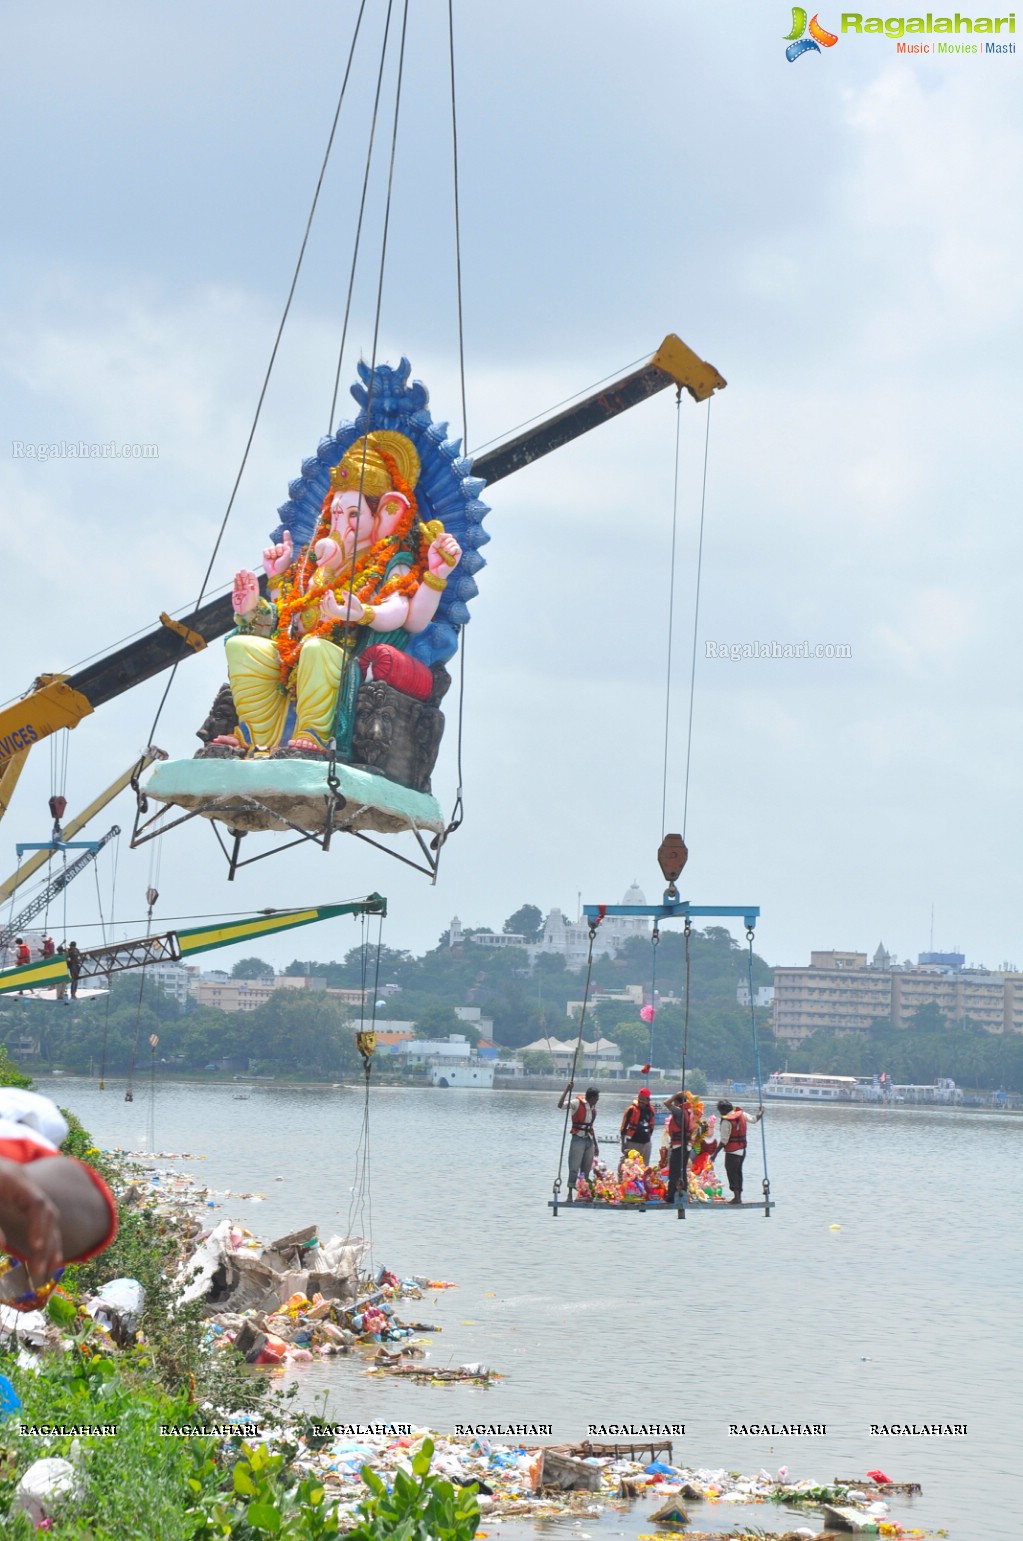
[765,1071,966,1105]
[764,1071,860,1101]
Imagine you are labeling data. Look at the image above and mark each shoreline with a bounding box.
[34,1068,1021,1111]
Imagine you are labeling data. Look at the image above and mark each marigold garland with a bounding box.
[270,447,426,688]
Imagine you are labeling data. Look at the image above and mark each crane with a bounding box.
[0,825,121,951]
[0,894,387,996]
[0,337,725,781]
[0,747,166,873]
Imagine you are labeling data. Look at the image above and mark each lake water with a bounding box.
[44,1077,1020,1539]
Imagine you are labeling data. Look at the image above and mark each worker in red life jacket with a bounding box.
[619,1087,656,1171]
[40,936,56,960]
[15,938,31,967]
[717,1099,763,1205]
[557,1084,599,1201]
[663,1091,696,1205]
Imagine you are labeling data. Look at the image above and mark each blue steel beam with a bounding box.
[583,899,760,931]
[16,841,103,856]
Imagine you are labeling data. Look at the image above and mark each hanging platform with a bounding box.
[131,756,448,876]
[549,1199,773,1217]
[142,757,445,837]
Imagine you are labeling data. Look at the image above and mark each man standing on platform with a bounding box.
[558,1085,599,1200]
[663,1090,695,1205]
[717,1099,763,1205]
[619,1086,656,1172]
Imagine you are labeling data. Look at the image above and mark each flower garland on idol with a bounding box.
[272,444,426,690]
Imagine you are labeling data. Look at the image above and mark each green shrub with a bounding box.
[348,1439,479,1541]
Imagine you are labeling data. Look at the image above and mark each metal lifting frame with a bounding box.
[130,791,442,882]
[583,897,760,931]
[549,893,771,1220]
[0,827,121,949]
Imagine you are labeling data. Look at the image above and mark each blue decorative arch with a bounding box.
[270,359,490,668]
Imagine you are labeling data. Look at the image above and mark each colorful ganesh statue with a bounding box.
[149,361,489,842]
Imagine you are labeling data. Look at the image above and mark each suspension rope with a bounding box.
[125,886,159,1102]
[440,629,467,846]
[467,353,649,458]
[98,983,112,1090]
[335,0,407,732]
[92,861,106,946]
[98,830,119,1086]
[747,929,771,1210]
[347,913,384,1268]
[681,400,713,841]
[138,0,374,753]
[328,0,391,431]
[647,923,659,1067]
[4,855,21,965]
[681,919,692,1102]
[147,1033,158,1154]
[447,0,468,449]
[659,392,683,841]
[438,0,469,856]
[60,850,68,955]
[552,920,600,1201]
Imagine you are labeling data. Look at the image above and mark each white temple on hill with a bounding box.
[450,883,650,971]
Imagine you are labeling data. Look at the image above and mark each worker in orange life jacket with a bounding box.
[619,1087,656,1172]
[663,1091,696,1204]
[557,1084,599,1200]
[15,939,31,968]
[717,1099,763,1205]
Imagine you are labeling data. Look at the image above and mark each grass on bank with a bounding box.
[0,1077,478,1539]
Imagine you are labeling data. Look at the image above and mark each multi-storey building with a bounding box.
[773,945,1023,1044]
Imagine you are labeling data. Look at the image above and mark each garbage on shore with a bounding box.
[208,1428,926,1534]
[172,1219,462,1370]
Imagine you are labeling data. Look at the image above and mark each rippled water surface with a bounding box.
[48,1078,1021,1539]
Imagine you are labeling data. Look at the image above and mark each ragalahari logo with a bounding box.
[785,7,840,57]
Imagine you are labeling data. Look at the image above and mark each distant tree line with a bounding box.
[788,1001,1023,1091]
[4,905,1019,1090]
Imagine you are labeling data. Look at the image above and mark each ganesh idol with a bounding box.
[214,431,460,756]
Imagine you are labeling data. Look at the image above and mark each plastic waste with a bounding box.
[88,1278,145,1338]
[0,1372,21,1419]
[13,1457,83,1526]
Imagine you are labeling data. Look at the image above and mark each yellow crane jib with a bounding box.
[650,335,727,403]
[0,677,94,770]
[159,613,207,653]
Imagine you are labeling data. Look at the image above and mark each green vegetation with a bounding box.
[790,1002,1023,1091]
[0,1075,471,1538]
[0,915,774,1080]
[347,1440,478,1541]
[7,901,1021,1087]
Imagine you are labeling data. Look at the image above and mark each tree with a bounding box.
[606,1021,649,1069]
[504,904,543,941]
[522,1050,557,1074]
[231,957,275,979]
[412,1000,470,1041]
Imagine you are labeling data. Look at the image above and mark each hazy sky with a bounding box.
[2,1,1021,975]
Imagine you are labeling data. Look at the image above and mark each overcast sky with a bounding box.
[2,1,1021,977]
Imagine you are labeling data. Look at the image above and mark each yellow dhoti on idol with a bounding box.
[225,429,425,754]
[226,633,351,751]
